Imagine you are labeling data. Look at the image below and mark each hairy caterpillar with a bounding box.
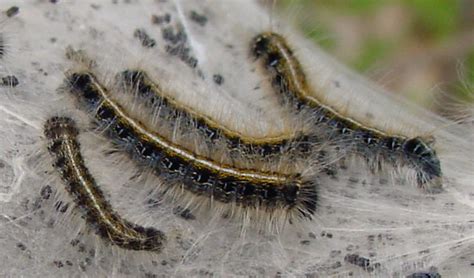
[118,69,314,161]
[65,70,319,223]
[44,116,166,251]
[252,32,442,188]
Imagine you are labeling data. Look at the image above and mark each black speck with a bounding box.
[17,243,26,251]
[190,11,207,26]
[53,260,64,268]
[406,272,442,278]
[65,260,73,266]
[6,6,19,18]
[321,231,333,238]
[134,28,156,48]
[213,74,224,85]
[166,44,198,68]
[59,203,68,213]
[1,75,19,87]
[70,239,80,247]
[151,14,171,25]
[344,254,376,272]
[165,44,188,56]
[161,24,200,69]
[54,201,69,213]
[40,185,53,200]
[300,240,310,246]
[162,26,186,45]
[50,0,59,3]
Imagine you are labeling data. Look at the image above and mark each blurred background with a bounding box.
[277,0,474,119]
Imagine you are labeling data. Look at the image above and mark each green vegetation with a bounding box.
[407,0,459,42]
[352,39,394,72]
[278,0,473,109]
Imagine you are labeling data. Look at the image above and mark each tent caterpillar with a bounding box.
[251,32,442,188]
[118,69,314,160]
[65,71,319,222]
[45,116,166,251]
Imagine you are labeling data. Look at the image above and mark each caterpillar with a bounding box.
[64,71,319,222]
[44,116,166,251]
[251,32,442,188]
[117,69,314,161]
